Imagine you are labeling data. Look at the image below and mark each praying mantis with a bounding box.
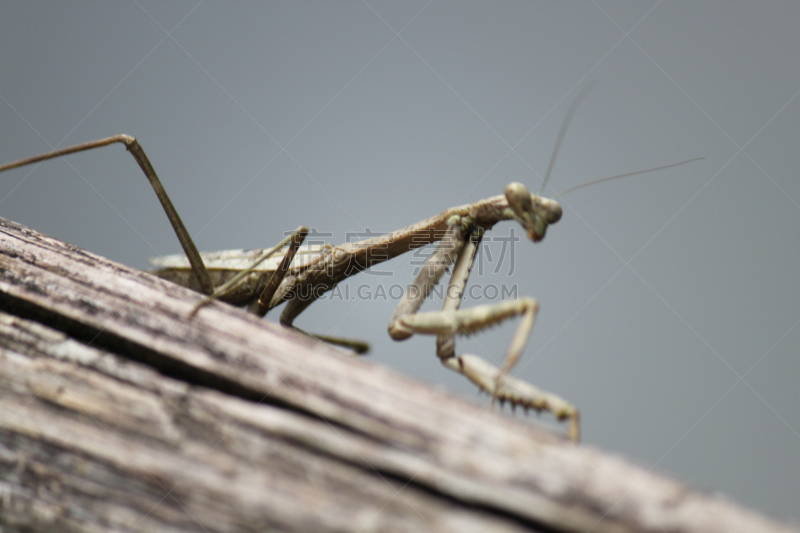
[0,121,701,443]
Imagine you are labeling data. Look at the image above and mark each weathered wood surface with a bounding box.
[0,217,796,533]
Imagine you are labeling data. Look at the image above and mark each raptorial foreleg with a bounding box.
[388,222,580,441]
[442,354,580,441]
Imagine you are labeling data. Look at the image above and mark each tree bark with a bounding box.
[0,217,795,533]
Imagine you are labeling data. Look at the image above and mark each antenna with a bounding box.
[539,82,594,195]
[556,157,704,197]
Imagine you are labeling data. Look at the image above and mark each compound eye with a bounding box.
[504,182,533,215]
[548,202,562,223]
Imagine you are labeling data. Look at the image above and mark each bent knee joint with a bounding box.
[388,320,413,340]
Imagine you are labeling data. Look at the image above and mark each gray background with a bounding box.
[1,1,798,524]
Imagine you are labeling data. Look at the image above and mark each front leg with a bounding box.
[388,223,580,441]
[441,353,579,441]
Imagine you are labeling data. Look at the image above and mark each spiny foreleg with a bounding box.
[388,221,580,441]
[442,354,579,441]
[388,219,466,337]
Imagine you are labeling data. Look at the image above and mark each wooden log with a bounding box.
[0,217,795,533]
